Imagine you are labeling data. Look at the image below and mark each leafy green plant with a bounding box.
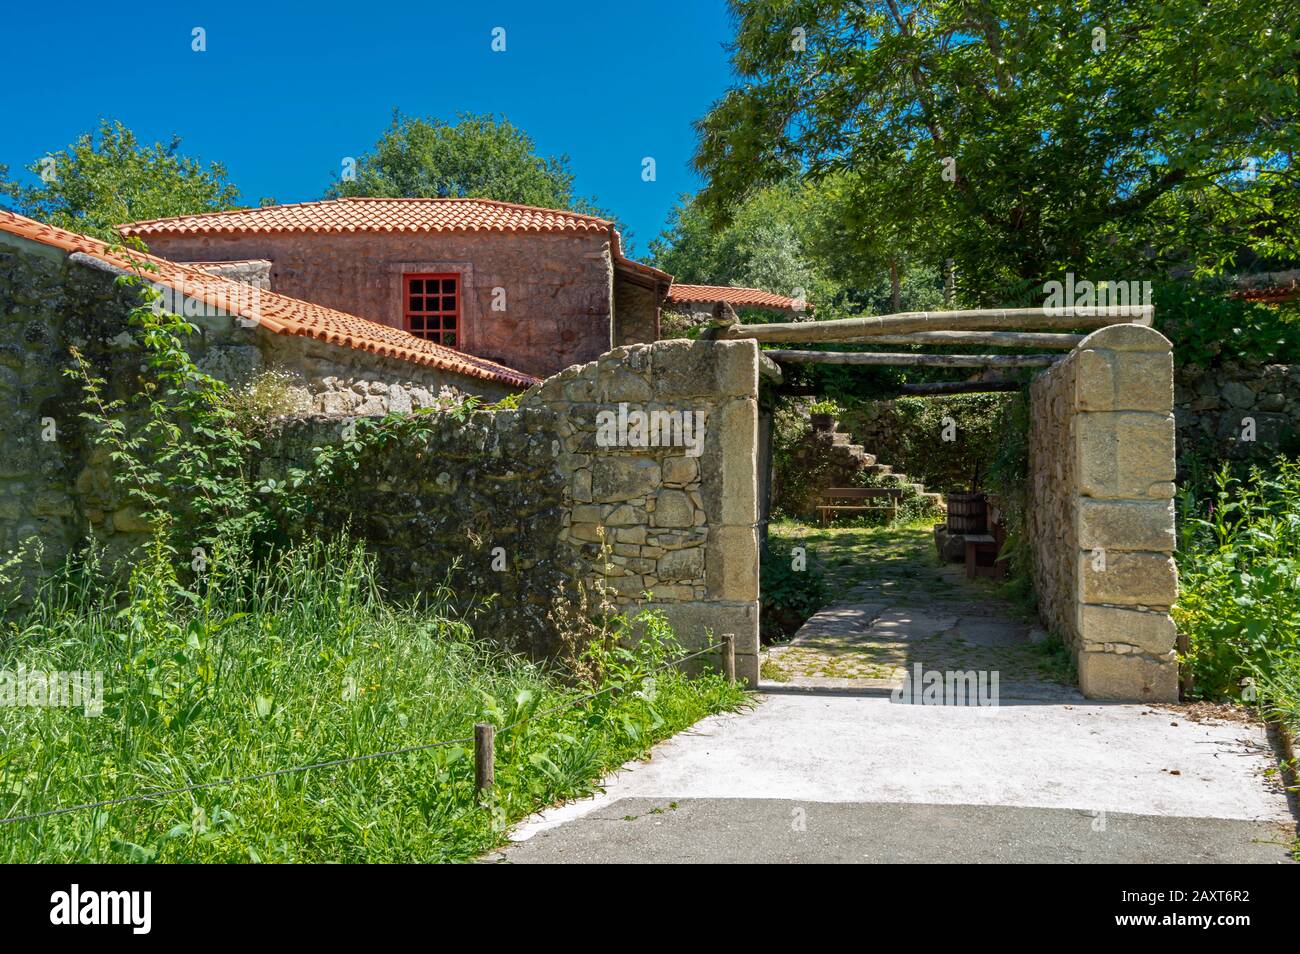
[1175,458,1300,700]
[1154,280,1300,368]
[760,538,828,642]
[808,399,840,416]
[67,265,269,558]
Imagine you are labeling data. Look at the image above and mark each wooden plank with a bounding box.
[821,487,905,498]
[851,330,1084,350]
[767,350,1059,369]
[713,305,1152,343]
[817,505,899,512]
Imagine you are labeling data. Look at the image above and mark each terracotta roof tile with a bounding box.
[0,211,538,390]
[666,283,809,312]
[118,196,667,283]
[118,196,613,237]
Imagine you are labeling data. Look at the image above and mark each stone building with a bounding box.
[118,197,805,380]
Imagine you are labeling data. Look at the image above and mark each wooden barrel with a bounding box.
[946,492,987,534]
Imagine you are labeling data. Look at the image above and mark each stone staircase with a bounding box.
[822,427,945,513]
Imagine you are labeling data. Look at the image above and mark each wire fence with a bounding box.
[0,637,734,827]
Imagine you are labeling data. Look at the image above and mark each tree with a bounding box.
[650,185,823,301]
[694,0,1300,302]
[0,120,240,240]
[327,111,609,213]
[650,179,942,317]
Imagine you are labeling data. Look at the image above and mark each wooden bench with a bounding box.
[817,487,905,525]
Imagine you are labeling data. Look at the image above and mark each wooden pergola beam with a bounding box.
[854,330,1084,350]
[765,350,1059,369]
[711,305,1152,343]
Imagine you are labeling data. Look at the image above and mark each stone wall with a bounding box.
[0,231,515,582]
[532,338,760,683]
[1027,324,1178,701]
[258,338,763,682]
[1027,351,1081,648]
[139,230,629,379]
[1174,359,1300,470]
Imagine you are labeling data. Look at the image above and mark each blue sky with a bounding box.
[0,1,740,253]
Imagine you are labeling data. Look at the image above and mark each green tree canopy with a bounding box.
[694,0,1300,303]
[329,113,576,202]
[0,119,240,240]
[327,111,626,244]
[650,180,943,317]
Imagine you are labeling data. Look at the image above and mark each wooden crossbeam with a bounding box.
[765,350,1059,368]
[853,330,1084,350]
[711,305,1151,343]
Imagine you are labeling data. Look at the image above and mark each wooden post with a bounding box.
[474,722,495,798]
[721,634,736,684]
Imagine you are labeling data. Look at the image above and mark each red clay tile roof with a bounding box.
[119,196,613,237]
[665,283,809,312]
[118,196,671,282]
[0,211,538,389]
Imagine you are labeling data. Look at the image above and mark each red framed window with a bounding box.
[404,273,459,346]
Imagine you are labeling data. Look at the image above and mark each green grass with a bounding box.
[0,537,746,863]
[770,517,943,602]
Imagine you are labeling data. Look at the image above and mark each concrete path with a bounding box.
[497,692,1294,863]
[494,529,1296,864]
[764,560,1071,696]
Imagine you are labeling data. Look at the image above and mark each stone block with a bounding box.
[714,340,759,397]
[591,456,660,502]
[662,455,699,486]
[605,504,646,526]
[706,526,759,601]
[1076,498,1175,552]
[595,368,651,403]
[1076,323,1172,353]
[1074,348,1172,412]
[657,546,705,581]
[637,599,760,658]
[716,398,757,526]
[1076,411,1175,499]
[1078,605,1176,656]
[1078,550,1177,605]
[1078,650,1178,702]
[651,489,694,528]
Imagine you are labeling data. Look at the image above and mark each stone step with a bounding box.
[864,463,893,476]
